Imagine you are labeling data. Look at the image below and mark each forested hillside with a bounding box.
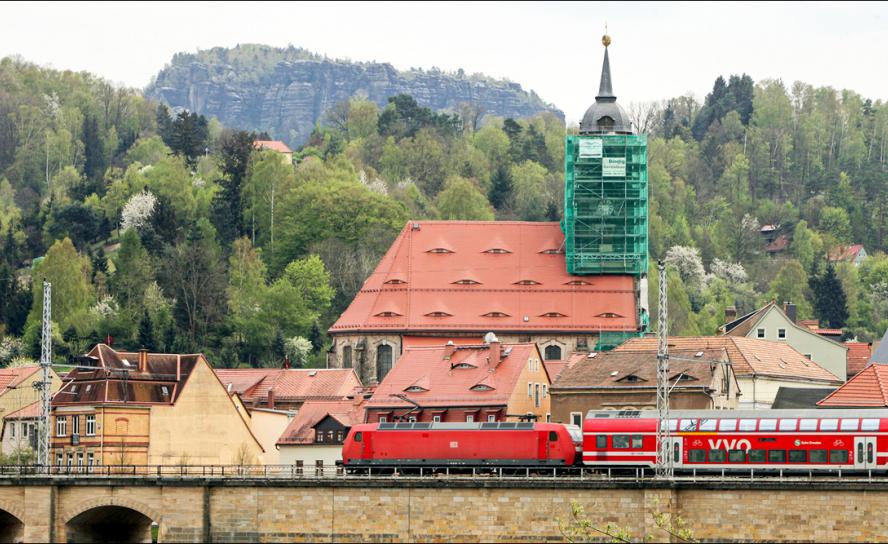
[1,54,887,372]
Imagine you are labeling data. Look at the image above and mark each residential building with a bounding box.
[543,352,587,386]
[0,366,62,419]
[771,387,836,409]
[720,302,848,380]
[845,342,872,378]
[51,344,264,467]
[550,349,739,426]
[828,244,868,266]
[276,398,368,466]
[0,401,38,457]
[364,337,552,423]
[765,235,789,255]
[214,368,362,411]
[253,140,293,164]
[615,336,842,409]
[817,364,888,408]
[327,221,642,384]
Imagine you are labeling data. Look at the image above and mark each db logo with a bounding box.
[794,439,801,447]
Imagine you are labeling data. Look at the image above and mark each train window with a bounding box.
[613,435,630,449]
[840,419,859,431]
[862,419,880,431]
[679,419,697,432]
[868,443,874,464]
[596,435,607,449]
[354,432,362,443]
[778,419,797,431]
[728,450,746,463]
[709,449,727,463]
[809,450,827,463]
[549,431,558,442]
[739,419,757,431]
[799,419,818,432]
[719,419,737,432]
[748,450,766,463]
[759,419,777,431]
[830,450,849,464]
[631,435,643,449]
[662,420,678,432]
[789,450,807,463]
[699,419,717,431]
[687,450,706,463]
[673,443,679,463]
[820,419,838,431]
[768,450,786,463]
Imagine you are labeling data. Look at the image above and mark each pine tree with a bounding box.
[82,115,105,181]
[488,165,513,210]
[138,311,154,350]
[809,264,849,329]
[272,330,286,364]
[308,321,324,354]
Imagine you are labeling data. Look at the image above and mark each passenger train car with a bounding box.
[584,410,888,471]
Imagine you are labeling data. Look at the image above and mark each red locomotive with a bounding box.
[584,410,888,470]
[341,421,581,467]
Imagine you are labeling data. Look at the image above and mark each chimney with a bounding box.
[282,356,292,369]
[783,302,797,324]
[443,341,456,361]
[138,348,148,373]
[724,306,737,324]
[489,340,501,366]
[267,390,275,409]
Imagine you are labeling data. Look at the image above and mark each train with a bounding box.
[340,409,888,472]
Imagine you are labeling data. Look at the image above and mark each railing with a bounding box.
[0,463,884,483]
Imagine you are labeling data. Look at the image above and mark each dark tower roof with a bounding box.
[579,35,633,135]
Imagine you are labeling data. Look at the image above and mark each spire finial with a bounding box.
[602,23,611,47]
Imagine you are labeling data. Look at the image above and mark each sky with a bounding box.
[2,1,887,123]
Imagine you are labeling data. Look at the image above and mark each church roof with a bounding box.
[579,35,632,136]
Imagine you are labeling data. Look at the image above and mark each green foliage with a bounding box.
[435,176,494,220]
[810,264,849,328]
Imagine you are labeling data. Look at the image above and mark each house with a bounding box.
[845,342,872,378]
[276,398,368,466]
[765,235,789,255]
[0,366,62,419]
[543,352,587,386]
[817,364,888,408]
[770,387,837,409]
[719,302,848,380]
[253,140,293,164]
[0,401,39,457]
[214,368,362,411]
[796,320,843,342]
[614,336,842,409]
[760,224,779,244]
[550,349,739,426]
[327,220,642,384]
[828,244,868,266]
[364,337,552,423]
[50,344,264,467]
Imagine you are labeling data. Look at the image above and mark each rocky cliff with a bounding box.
[146,44,563,146]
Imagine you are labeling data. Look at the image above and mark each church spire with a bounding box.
[596,34,616,102]
[578,31,633,135]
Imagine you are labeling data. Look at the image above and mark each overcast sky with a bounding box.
[3,1,887,123]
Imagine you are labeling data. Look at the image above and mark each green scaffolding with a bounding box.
[595,330,644,352]
[563,134,648,276]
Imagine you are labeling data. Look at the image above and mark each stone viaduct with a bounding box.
[0,476,885,542]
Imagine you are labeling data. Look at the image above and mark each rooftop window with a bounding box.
[384,279,407,285]
[471,384,495,392]
[514,279,541,285]
[427,248,454,254]
[483,248,511,254]
[540,248,562,255]
[404,386,428,393]
[540,312,567,318]
[482,312,510,318]
[425,311,452,318]
[565,280,592,286]
[374,311,402,317]
[453,279,481,285]
[597,312,624,318]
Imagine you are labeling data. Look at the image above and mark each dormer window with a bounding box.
[374,311,403,317]
[404,386,428,393]
[565,280,591,286]
[425,311,452,318]
[670,373,697,382]
[596,312,624,318]
[471,384,495,392]
[540,248,562,255]
[453,279,481,285]
[514,280,541,286]
[161,386,170,396]
[453,363,476,369]
[427,248,454,254]
[384,279,407,285]
[482,312,510,318]
[540,312,567,318]
[483,248,511,254]
[619,375,645,383]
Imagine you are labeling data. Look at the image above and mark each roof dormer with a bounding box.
[514,279,541,286]
[425,311,453,318]
[483,248,512,254]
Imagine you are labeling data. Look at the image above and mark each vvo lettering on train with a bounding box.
[708,438,752,451]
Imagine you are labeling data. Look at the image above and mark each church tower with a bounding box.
[563,34,650,342]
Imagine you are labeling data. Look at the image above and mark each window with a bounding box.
[72,415,80,436]
[709,449,727,463]
[748,450,766,463]
[86,415,96,436]
[571,412,583,427]
[820,419,838,431]
[719,419,737,432]
[342,346,352,369]
[546,414,551,423]
[433,416,441,423]
[22,423,27,438]
[862,419,880,431]
[728,450,746,463]
[354,432,363,443]
[534,384,541,408]
[66,453,73,468]
[9,423,14,438]
[768,450,786,463]
[840,419,859,431]
[631,435,643,449]
[739,419,757,431]
[542,385,548,399]
[376,344,393,381]
[56,416,67,437]
[549,431,559,442]
[688,450,706,463]
[699,419,717,432]
[809,450,828,463]
[519,336,531,343]
[789,450,807,463]
[613,435,630,449]
[77,452,84,467]
[528,383,533,397]
[673,443,680,463]
[759,419,777,431]
[577,337,588,349]
[544,345,562,360]
[799,419,818,431]
[379,416,387,423]
[466,415,474,423]
[315,432,324,443]
[757,328,765,338]
[778,419,797,431]
[55,453,63,466]
[830,450,849,464]
[804,354,812,359]
[778,328,786,340]
[407,416,416,423]
[679,419,697,432]
[337,431,344,442]
[596,436,607,449]
[487,415,496,423]
[87,452,94,467]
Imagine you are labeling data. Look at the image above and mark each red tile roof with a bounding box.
[276,399,367,445]
[330,221,638,334]
[828,244,865,262]
[214,368,362,403]
[254,140,292,154]
[4,401,40,420]
[766,235,789,253]
[402,336,483,348]
[544,352,588,384]
[614,336,840,383]
[367,342,542,409]
[817,364,888,407]
[552,349,729,390]
[0,366,40,392]
[846,342,873,377]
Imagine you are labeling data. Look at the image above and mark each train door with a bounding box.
[854,437,877,469]
[668,437,683,468]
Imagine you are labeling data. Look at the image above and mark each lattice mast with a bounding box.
[655,261,672,478]
[37,281,52,467]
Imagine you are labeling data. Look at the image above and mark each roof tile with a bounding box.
[818,364,888,407]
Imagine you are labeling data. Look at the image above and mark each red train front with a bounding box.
[342,421,580,467]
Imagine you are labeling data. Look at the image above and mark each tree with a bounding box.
[488,164,513,210]
[810,264,849,328]
[308,321,324,354]
[120,190,157,232]
[819,206,852,244]
[510,160,549,220]
[137,311,154,350]
[791,220,823,272]
[435,176,495,220]
[242,150,295,258]
[168,111,209,166]
[111,228,153,311]
[212,130,255,245]
[82,114,105,181]
[285,336,312,367]
[665,246,706,286]
[768,259,813,318]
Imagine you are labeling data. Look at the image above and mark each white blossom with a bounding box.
[120,190,157,232]
[285,336,313,367]
[710,258,748,284]
[91,295,119,319]
[665,245,706,285]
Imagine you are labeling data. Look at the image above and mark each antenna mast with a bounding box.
[656,261,672,478]
[37,281,52,467]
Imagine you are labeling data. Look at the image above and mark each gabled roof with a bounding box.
[0,366,41,393]
[551,349,728,390]
[817,364,888,407]
[330,221,638,334]
[543,352,587,384]
[614,336,841,383]
[253,140,292,154]
[214,368,362,403]
[828,244,865,262]
[721,302,847,348]
[846,342,872,377]
[4,401,40,420]
[367,343,541,409]
[276,399,367,446]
